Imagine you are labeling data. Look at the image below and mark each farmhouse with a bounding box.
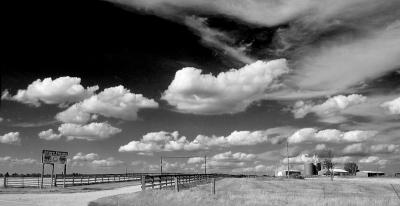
[356,171,385,177]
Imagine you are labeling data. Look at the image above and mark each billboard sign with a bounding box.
[42,150,68,164]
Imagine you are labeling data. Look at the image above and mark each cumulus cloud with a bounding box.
[211,151,256,162]
[72,152,99,161]
[58,122,122,141]
[161,59,289,114]
[292,94,366,123]
[288,128,377,144]
[92,157,124,167]
[0,132,21,145]
[56,85,158,123]
[381,96,400,115]
[341,143,400,156]
[38,129,62,141]
[0,156,38,164]
[2,77,98,107]
[341,143,366,155]
[119,128,289,152]
[282,154,317,164]
[359,156,380,164]
[70,152,124,167]
[315,144,326,151]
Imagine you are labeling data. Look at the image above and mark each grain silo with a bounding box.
[304,162,316,176]
[315,162,322,171]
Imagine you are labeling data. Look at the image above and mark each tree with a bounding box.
[344,162,358,175]
[322,149,335,181]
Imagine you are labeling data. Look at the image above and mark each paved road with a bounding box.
[0,185,141,206]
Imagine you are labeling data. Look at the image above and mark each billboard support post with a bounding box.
[40,150,68,189]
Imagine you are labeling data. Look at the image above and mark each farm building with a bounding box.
[318,168,349,176]
[276,170,301,177]
[356,171,385,177]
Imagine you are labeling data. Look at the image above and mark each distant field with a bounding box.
[90,177,400,206]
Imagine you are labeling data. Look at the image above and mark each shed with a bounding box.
[356,171,385,177]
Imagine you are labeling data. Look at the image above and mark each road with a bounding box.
[0,185,141,206]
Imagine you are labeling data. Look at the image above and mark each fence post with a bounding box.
[81,176,83,185]
[63,173,66,188]
[4,176,7,188]
[159,177,162,190]
[72,175,75,186]
[174,177,179,192]
[54,174,57,187]
[95,175,97,184]
[37,176,40,188]
[87,176,90,185]
[211,178,216,195]
[141,176,146,191]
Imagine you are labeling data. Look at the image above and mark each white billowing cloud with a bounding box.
[38,129,62,141]
[315,144,326,151]
[55,104,91,124]
[288,128,377,144]
[184,16,254,64]
[282,154,314,164]
[211,151,256,162]
[359,156,380,163]
[381,96,400,115]
[72,152,99,161]
[58,122,121,141]
[91,157,124,167]
[0,156,38,164]
[2,77,98,107]
[0,132,21,145]
[119,128,288,153]
[292,94,366,123]
[57,85,158,123]
[0,117,3,122]
[342,143,365,155]
[370,144,400,154]
[162,59,289,114]
[332,156,354,164]
[187,157,204,164]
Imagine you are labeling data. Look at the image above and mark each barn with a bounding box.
[276,170,301,177]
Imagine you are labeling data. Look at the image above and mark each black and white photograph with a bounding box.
[1,0,400,205]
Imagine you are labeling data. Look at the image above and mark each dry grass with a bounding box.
[90,177,400,206]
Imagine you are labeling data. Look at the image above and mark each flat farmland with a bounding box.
[90,177,400,206]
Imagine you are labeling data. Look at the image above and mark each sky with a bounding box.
[1,0,400,175]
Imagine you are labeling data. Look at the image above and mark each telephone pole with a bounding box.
[204,155,207,175]
[160,156,163,175]
[287,140,290,178]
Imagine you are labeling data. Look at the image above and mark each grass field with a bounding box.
[90,177,400,206]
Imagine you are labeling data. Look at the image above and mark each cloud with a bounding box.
[91,157,124,167]
[55,104,92,124]
[110,0,396,27]
[288,128,377,144]
[332,156,354,164]
[0,156,38,165]
[162,59,289,114]
[70,152,124,167]
[315,144,326,151]
[119,128,289,152]
[211,151,256,162]
[381,96,400,115]
[184,16,254,64]
[0,132,21,145]
[38,129,62,141]
[282,154,317,164]
[2,77,98,107]
[292,94,366,123]
[370,144,400,154]
[0,117,3,122]
[359,156,380,164]
[341,143,366,155]
[72,152,99,161]
[58,122,122,141]
[56,85,158,123]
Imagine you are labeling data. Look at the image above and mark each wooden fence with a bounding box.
[141,174,215,191]
[2,173,141,188]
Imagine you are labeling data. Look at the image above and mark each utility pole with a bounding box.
[160,156,163,175]
[287,140,290,178]
[204,155,207,175]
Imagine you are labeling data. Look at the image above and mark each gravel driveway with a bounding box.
[0,185,141,206]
